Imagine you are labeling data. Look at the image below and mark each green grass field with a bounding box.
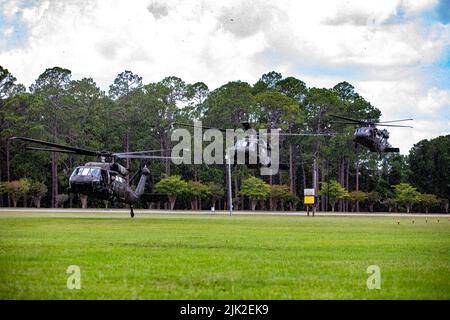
[0,212,449,299]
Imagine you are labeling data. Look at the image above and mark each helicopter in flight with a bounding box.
[10,137,178,218]
[330,115,413,153]
[173,121,334,171]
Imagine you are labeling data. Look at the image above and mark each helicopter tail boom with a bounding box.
[134,166,150,199]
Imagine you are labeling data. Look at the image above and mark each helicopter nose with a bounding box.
[69,175,100,194]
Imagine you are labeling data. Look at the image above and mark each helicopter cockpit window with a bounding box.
[79,168,90,176]
[358,128,370,135]
[90,168,101,177]
[70,167,80,177]
[77,167,101,177]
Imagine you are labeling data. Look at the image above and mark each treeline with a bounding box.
[0,65,448,212]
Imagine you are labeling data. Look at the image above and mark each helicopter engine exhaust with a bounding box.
[110,162,129,176]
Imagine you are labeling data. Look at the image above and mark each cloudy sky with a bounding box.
[1,0,449,153]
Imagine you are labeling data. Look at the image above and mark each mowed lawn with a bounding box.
[0,213,449,299]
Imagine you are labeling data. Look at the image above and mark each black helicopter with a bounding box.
[174,121,334,170]
[330,115,413,153]
[10,137,177,217]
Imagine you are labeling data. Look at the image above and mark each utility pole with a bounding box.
[225,153,233,216]
[356,154,360,212]
[312,157,317,216]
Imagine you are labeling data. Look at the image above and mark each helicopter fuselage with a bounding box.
[329,114,410,153]
[353,126,399,152]
[233,135,271,168]
[10,135,161,217]
[68,162,145,205]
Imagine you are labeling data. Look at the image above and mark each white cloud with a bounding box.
[267,1,449,69]
[1,0,274,89]
[387,119,450,153]
[0,0,23,20]
[400,0,438,16]
[417,88,450,113]
[3,0,447,88]
[357,80,450,118]
[0,25,13,38]
[356,80,450,153]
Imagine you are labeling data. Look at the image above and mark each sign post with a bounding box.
[304,188,315,216]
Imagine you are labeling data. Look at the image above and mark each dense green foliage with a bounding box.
[393,183,420,214]
[0,212,449,299]
[154,175,187,209]
[239,176,271,210]
[270,184,298,211]
[0,65,448,212]
[408,135,450,199]
[347,191,368,212]
[184,180,210,210]
[319,180,349,212]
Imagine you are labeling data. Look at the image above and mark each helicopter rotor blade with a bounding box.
[113,149,172,156]
[115,154,182,160]
[25,147,77,154]
[273,132,338,136]
[329,114,366,123]
[10,137,101,157]
[375,124,413,128]
[331,121,361,125]
[172,122,227,132]
[375,119,413,124]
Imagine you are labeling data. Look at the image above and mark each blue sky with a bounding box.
[0,0,31,49]
[0,0,449,153]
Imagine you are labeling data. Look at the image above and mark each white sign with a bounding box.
[304,188,315,196]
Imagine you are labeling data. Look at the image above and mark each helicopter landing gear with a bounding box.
[130,205,134,218]
[110,197,117,208]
